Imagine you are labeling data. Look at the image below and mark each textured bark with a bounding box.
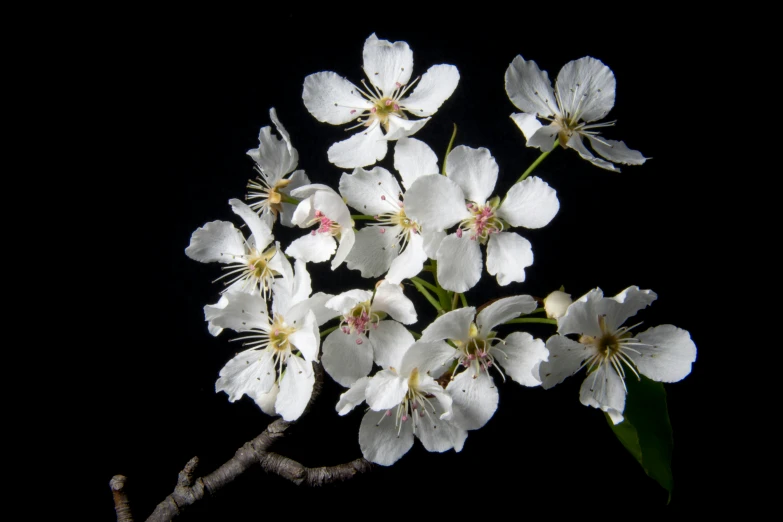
[110,475,133,522]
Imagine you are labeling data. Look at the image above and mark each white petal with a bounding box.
[279,170,311,228]
[394,137,439,189]
[383,115,429,141]
[336,376,370,415]
[400,341,459,377]
[246,108,298,179]
[421,228,446,258]
[510,112,543,141]
[362,33,413,95]
[566,134,618,171]
[579,364,626,423]
[366,369,408,411]
[185,221,245,263]
[498,176,560,229]
[327,123,388,168]
[359,409,414,466]
[345,226,398,278]
[499,332,548,386]
[302,71,371,125]
[290,183,336,201]
[447,369,498,430]
[285,233,336,263]
[420,307,476,343]
[313,186,353,227]
[250,383,279,416]
[405,175,469,231]
[436,233,483,293]
[373,283,417,324]
[385,232,427,284]
[556,288,604,337]
[556,56,616,123]
[445,145,498,204]
[539,335,593,389]
[631,325,697,382]
[605,286,657,333]
[287,311,319,363]
[587,136,647,166]
[370,320,414,371]
[339,166,402,216]
[215,348,276,402]
[485,232,533,286]
[230,198,273,252]
[504,55,558,117]
[476,294,537,336]
[205,293,229,336]
[322,330,374,387]
[326,289,373,314]
[332,227,356,270]
[286,292,336,327]
[401,64,460,117]
[206,291,269,332]
[416,404,468,453]
[276,356,315,421]
[527,124,559,151]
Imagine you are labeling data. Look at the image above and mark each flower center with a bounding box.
[451,323,507,381]
[247,174,292,218]
[375,203,420,252]
[309,210,342,237]
[577,315,648,391]
[457,197,505,244]
[340,300,381,339]
[215,245,279,298]
[370,96,404,127]
[269,315,297,352]
[376,368,442,435]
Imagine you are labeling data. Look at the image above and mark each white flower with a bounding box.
[336,333,467,466]
[246,108,311,228]
[322,282,417,387]
[206,260,334,421]
[285,184,356,270]
[185,198,283,301]
[539,286,697,424]
[505,55,647,172]
[302,33,459,168]
[340,138,444,283]
[405,145,560,292]
[411,296,549,430]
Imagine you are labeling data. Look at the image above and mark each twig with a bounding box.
[110,475,133,522]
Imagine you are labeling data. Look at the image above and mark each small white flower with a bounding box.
[539,286,697,424]
[303,33,459,168]
[405,145,560,292]
[544,290,572,319]
[246,108,311,228]
[505,55,647,172]
[285,184,356,270]
[411,296,549,431]
[322,282,417,387]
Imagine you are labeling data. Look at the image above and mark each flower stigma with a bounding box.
[451,322,508,381]
[457,196,505,243]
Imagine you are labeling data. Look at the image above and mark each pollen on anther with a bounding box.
[356,338,363,345]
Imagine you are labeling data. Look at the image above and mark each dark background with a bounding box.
[88,13,729,519]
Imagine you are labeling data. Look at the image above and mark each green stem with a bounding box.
[280,193,301,205]
[451,292,459,310]
[411,278,444,312]
[320,325,339,337]
[442,124,458,175]
[408,330,422,339]
[516,142,558,183]
[430,260,439,286]
[351,215,375,220]
[459,293,468,308]
[505,318,558,326]
[410,276,440,294]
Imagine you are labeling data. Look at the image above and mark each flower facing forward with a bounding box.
[539,286,697,424]
[505,56,646,172]
[336,328,467,466]
[303,33,459,168]
[246,108,311,228]
[404,145,560,292]
[409,296,549,431]
[205,260,333,421]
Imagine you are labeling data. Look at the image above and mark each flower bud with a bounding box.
[544,290,572,319]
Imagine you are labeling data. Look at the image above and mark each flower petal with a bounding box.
[373,282,417,324]
[285,232,336,263]
[383,115,429,141]
[476,295,537,336]
[498,176,560,229]
[185,220,245,263]
[567,286,657,337]
[485,232,533,286]
[394,137,439,189]
[286,292,335,327]
[401,64,460,117]
[436,233,483,293]
[415,377,467,453]
[420,307,476,343]
[276,355,315,421]
[631,325,697,383]
[579,363,625,424]
[333,228,356,270]
[539,335,593,389]
[322,330,374,387]
[339,166,403,216]
[566,133,618,171]
[527,124,559,151]
[287,310,319,363]
[246,107,298,180]
[400,341,459,377]
[421,228,446,258]
[359,409,414,466]
[215,348,276,402]
[499,332,548,386]
[510,112,543,141]
[366,369,409,411]
[505,55,558,117]
[385,232,427,284]
[370,320,414,371]
[251,383,279,416]
[555,56,616,123]
[587,136,647,166]
[345,226,398,278]
[336,376,369,415]
[205,290,269,332]
[447,369,498,430]
[405,174,469,231]
[326,290,373,314]
[279,170,311,228]
[302,71,371,125]
[362,33,413,95]
[445,145,498,204]
[327,123,388,168]
[230,199,273,252]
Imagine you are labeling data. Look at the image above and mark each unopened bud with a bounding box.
[544,290,572,319]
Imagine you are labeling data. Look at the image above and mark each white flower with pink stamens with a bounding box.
[404,145,560,292]
[302,33,459,168]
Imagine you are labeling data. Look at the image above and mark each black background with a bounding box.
[89,12,729,519]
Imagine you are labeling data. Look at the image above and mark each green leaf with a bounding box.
[605,375,674,503]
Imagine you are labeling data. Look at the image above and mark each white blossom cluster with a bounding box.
[186,34,696,466]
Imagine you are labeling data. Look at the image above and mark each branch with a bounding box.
[112,363,373,521]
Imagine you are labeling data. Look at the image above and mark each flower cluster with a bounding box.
[186,34,696,468]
